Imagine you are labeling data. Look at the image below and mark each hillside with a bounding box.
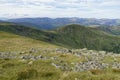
[0,23,120,53]
[97,26,120,35]
[0,23,58,51]
[0,22,54,42]
[52,24,120,53]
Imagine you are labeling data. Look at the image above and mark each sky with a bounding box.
[0,0,120,19]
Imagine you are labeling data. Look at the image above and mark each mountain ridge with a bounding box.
[0,23,120,53]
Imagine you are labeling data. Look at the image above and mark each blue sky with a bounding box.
[0,0,120,19]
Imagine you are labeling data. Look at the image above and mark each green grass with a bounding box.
[0,59,62,80]
[0,31,58,52]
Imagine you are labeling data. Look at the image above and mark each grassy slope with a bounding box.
[0,31,58,52]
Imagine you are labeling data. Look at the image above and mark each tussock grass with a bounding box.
[17,68,38,80]
[2,62,15,68]
[90,69,104,75]
[112,69,120,73]
[1,56,120,80]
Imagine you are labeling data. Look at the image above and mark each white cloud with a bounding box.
[0,0,120,19]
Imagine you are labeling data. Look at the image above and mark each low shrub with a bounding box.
[90,69,103,75]
[17,68,38,80]
[112,69,120,73]
[40,72,54,77]
[59,54,67,57]
[2,63,14,68]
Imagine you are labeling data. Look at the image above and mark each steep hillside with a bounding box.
[0,23,120,53]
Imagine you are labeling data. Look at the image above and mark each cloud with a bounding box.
[0,0,120,18]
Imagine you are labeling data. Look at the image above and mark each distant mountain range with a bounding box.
[0,20,4,22]
[5,17,120,30]
[0,22,120,53]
